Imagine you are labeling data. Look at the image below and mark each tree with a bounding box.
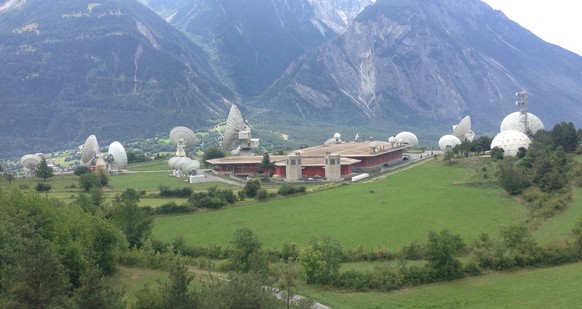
[74,166,90,176]
[257,152,275,175]
[425,230,465,281]
[79,172,100,191]
[202,148,225,166]
[244,179,261,198]
[572,218,582,256]
[297,235,343,284]
[4,171,15,185]
[551,121,578,152]
[35,183,52,198]
[8,237,73,308]
[35,157,54,181]
[275,261,300,309]
[490,146,504,160]
[200,273,282,309]
[112,200,153,248]
[159,259,199,309]
[497,159,530,195]
[230,227,266,273]
[74,263,126,309]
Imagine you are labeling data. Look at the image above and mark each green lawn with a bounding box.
[154,160,528,250]
[533,187,582,244]
[300,262,582,308]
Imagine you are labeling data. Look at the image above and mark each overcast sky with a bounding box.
[481,0,582,56]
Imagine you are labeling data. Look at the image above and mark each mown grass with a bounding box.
[299,262,582,309]
[153,160,528,250]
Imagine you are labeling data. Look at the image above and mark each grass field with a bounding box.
[533,188,582,244]
[300,261,582,308]
[153,160,528,250]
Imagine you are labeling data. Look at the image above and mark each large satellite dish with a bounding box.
[439,135,462,151]
[452,116,475,142]
[107,141,128,170]
[20,154,42,173]
[222,105,246,151]
[81,135,99,166]
[170,126,196,157]
[394,132,419,147]
[221,104,259,155]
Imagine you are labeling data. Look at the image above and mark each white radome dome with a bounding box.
[439,135,462,151]
[491,130,531,157]
[500,112,544,135]
[395,132,418,147]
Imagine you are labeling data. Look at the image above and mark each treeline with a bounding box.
[494,122,582,222]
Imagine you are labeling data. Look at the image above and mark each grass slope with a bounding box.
[154,160,528,250]
[300,262,582,308]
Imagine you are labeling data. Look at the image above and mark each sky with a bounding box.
[481,0,582,56]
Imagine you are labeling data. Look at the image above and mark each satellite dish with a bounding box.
[438,135,462,151]
[388,136,396,143]
[107,141,128,170]
[354,133,360,141]
[452,116,475,142]
[231,147,241,156]
[222,105,246,151]
[81,135,99,166]
[395,132,419,147]
[370,141,377,152]
[170,126,196,157]
[20,154,42,174]
[334,132,341,143]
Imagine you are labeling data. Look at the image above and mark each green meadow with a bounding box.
[300,262,582,308]
[153,160,529,250]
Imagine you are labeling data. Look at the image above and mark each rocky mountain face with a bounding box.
[0,0,233,155]
[139,0,372,96]
[260,0,582,134]
[2,0,582,156]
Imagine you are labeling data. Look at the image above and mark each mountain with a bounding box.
[259,0,582,135]
[0,0,234,155]
[139,0,372,96]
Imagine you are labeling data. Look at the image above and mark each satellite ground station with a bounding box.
[167,126,201,180]
[491,90,544,157]
[221,105,259,156]
[79,135,128,174]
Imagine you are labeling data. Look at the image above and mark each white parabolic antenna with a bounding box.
[452,116,475,142]
[20,154,42,171]
[107,141,128,170]
[222,105,246,151]
[439,135,462,151]
[395,132,419,147]
[81,135,99,165]
[491,130,531,157]
[500,112,544,135]
[170,126,196,157]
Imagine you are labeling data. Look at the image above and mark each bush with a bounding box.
[256,189,269,200]
[278,184,307,196]
[244,179,261,197]
[158,186,192,198]
[155,202,196,215]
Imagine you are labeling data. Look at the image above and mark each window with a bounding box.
[330,159,336,165]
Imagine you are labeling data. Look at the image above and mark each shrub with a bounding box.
[256,189,269,200]
[278,184,306,196]
[244,179,261,197]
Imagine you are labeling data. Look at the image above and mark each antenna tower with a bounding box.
[516,90,528,135]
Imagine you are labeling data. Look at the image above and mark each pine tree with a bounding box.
[35,157,54,181]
